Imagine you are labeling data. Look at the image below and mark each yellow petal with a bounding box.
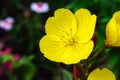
[113,11,120,25]
[75,9,97,43]
[61,41,94,64]
[100,68,116,80]
[87,68,116,80]
[87,68,100,80]
[105,11,120,46]
[105,18,117,46]
[75,40,94,60]
[39,35,63,62]
[112,11,120,46]
[45,8,77,37]
[112,25,120,46]
[112,40,120,46]
[40,35,93,64]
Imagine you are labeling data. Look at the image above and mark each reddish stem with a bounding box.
[72,65,80,80]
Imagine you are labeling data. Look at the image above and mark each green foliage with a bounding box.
[0,54,35,80]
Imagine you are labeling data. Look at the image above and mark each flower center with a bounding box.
[68,38,76,46]
[36,3,44,8]
[4,20,11,27]
[60,36,77,47]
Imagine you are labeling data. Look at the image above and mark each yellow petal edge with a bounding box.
[87,68,116,80]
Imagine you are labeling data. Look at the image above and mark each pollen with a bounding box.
[60,36,78,47]
[68,37,77,46]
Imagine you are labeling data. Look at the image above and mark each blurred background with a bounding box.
[0,0,120,80]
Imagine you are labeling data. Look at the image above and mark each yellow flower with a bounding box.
[39,8,97,64]
[87,68,116,80]
[105,11,120,47]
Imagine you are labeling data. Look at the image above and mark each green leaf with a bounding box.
[1,55,14,63]
[13,55,36,80]
[23,62,36,80]
[62,69,72,80]
[108,54,119,68]
[53,69,72,80]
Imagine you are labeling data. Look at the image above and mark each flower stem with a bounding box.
[72,65,80,80]
[93,46,105,59]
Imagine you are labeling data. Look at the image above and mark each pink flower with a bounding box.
[0,50,3,55]
[30,2,49,13]
[14,54,20,61]
[0,17,14,31]
[4,47,12,55]
[0,47,12,56]
[4,61,13,70]
[0,61,13,77]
